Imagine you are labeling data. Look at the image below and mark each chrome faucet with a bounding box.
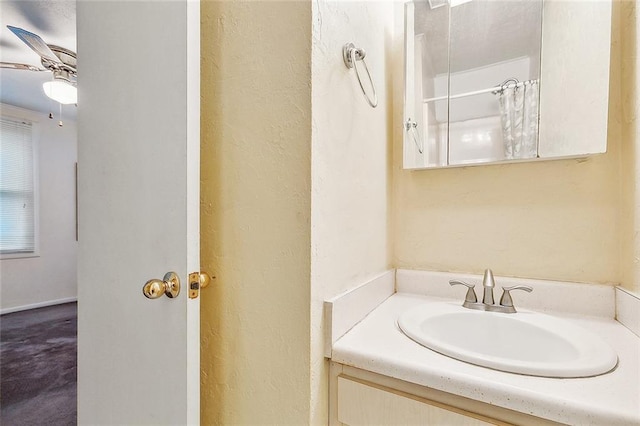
[482,269,495,305]
[449,269,532,314]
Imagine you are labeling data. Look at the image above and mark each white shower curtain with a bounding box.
[498,80,539,160]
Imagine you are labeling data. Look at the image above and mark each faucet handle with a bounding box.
[449,280,478,304]
[499,285,533,312]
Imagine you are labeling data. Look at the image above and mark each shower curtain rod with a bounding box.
[423,79,537,103]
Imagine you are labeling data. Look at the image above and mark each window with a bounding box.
[0,117,37,256]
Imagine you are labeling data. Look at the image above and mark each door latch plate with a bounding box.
[188,272,212,299]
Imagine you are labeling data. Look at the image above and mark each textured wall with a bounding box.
[200,1,312,424]
[1,104,77,311]
[620,0,640,294]
[392,2,623,285]
[310,1,394,424]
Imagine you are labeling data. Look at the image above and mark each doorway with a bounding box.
[0,2,78,424]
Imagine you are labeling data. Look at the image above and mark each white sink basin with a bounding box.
[397,302,618,378]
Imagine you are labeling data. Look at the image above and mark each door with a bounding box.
[76,1,200,424]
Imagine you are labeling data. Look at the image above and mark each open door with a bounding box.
[76,1,200,424]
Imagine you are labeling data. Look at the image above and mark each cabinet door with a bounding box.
[538,0,611,158]
[338,376,502,426]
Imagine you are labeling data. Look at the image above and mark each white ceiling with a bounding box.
[0,0,77,120]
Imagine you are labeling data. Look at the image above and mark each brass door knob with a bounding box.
[199,272,211,289]
[143,271,180,299]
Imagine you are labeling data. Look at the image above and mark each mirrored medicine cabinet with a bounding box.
[403,0,613,170]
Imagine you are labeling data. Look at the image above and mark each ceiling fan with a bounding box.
[1,25,77,105]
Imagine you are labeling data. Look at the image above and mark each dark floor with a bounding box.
[1,302,77,426]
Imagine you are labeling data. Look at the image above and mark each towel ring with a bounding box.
[405,118,423,154]
[343,43,378,108]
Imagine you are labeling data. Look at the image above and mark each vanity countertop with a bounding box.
[331,292,640,426]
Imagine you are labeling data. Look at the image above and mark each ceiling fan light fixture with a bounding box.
[43,79,77,105]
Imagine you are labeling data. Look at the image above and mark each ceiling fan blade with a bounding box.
[0,62,47,72]
[7,25,62,64]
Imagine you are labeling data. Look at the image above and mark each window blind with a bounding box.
[0,117,35,254]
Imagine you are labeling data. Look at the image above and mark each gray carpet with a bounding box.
[1,302,77,426]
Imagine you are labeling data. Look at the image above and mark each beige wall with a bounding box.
[200,1,312,424]
[392,1,625,286]
[200,0,394,423]
[620,0,640,294]
[310,1,394,424]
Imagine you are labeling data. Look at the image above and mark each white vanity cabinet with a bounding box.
[336,376,496,426]
[330,364,564,426]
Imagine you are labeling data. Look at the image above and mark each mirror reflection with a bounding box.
[405,0,543,168]
[448,0,542,165]
[404,0,611,170]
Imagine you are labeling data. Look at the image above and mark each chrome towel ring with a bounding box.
[343,43,378,108]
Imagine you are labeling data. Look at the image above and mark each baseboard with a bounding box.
[1,297,77,315]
